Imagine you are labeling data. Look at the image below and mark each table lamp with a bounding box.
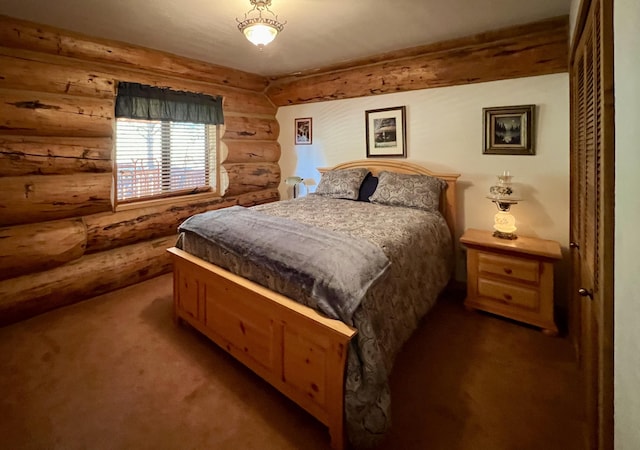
[285,176,304,199]
[487,171,521,240]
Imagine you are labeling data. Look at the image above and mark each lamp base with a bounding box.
[493,230,518,240]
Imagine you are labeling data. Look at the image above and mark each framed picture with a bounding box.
[294,117,312,145]
[483,105,535,155]
[365,106,407,158]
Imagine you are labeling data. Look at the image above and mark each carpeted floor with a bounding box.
[0,274,584,450]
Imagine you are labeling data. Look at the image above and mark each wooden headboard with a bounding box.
[318,160,460,241]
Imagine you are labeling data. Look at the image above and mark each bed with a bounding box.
[167,160,460,449]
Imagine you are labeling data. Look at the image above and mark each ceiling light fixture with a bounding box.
[236,0,285,49]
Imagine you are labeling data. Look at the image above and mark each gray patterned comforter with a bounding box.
[178,206,391,324]
[178,195,452,448]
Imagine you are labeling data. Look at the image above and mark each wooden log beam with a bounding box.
[0,135,112,176]
[0,218,86,280]
[84,187,279,253]
[0,15,268,93]
[222,91,276,117]
[84,196,237,253]
[0,173,112,226]
[222,116,280,141]
[0,234,175,326]
[265,16,569,106]
[0,89,113,137]
[223,162,280,196]
[0,51,116,99]
[236,188,280,206]
[222,140,281,164]
[0,46,276,116]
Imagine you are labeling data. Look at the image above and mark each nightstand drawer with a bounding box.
[478,277,539,311]
[478,253,539,283]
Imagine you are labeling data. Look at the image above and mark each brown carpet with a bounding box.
[0,274,583,450]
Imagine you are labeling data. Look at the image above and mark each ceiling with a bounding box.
[0,0,570,77]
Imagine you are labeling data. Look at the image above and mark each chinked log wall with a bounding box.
[0,15,280,325]
[265,16,569,105]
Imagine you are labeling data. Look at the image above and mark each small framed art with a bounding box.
[365,106,407,158]
[483,104,535,155]
[295,117,312,145]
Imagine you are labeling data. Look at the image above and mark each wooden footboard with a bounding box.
[167,247,357,450]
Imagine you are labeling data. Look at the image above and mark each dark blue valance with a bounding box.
[115,82,224,125]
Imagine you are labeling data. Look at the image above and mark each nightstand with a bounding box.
[460,228,562,336]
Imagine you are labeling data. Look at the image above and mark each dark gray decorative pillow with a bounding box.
[314,168,370,200]
[369,171,446,212]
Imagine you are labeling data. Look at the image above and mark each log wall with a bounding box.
[0,15,280,326]
[265,16,569,106]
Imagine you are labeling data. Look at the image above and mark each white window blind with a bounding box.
[115,118,217,203]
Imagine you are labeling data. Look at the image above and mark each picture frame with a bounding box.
[365,106,407,158]
[294,117,312,145]
[483,105,535,155]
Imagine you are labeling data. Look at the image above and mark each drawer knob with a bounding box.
[503,268,513,275]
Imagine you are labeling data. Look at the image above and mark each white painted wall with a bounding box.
[613,0,640,448]
[276,74,570,281]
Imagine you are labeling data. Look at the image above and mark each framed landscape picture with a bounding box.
[483,104,535,155]
[294,117,312,145]
[365,106,407,157]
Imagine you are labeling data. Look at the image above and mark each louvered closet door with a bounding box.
[569,0,614,449]
[574,19,599,448]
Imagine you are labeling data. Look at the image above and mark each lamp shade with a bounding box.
[243,22,278,46]
[285,176,303,186]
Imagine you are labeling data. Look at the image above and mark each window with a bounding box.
[115,119,217,203]
[114,82,224,205]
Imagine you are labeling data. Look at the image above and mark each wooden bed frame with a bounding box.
[167,160,460,450]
